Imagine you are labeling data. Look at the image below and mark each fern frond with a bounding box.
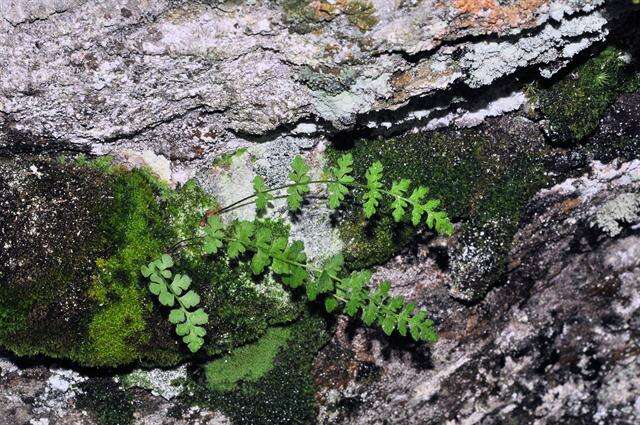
[363,161,384,218]
[287,156,311,212]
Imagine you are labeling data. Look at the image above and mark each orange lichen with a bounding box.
[453,0,548,30]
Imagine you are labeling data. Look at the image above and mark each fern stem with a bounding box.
[212,179,339,216]
[210,179,422,217]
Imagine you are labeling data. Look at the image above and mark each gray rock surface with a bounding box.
[0,355,230,425]
[0,0,631,161]
[314,159,640,424]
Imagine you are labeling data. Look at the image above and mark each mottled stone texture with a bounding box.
[0,0,629,159]
[314,159,640,424]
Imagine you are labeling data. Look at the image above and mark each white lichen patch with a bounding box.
[591,193,640,237]
[119,365,188,400]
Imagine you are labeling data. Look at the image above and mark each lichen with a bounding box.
[344,1,378,31]
[591,193,640,237]
[120,365,188,400]
[281,0,377,33]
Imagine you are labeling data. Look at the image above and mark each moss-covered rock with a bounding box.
[328,117,550,300]
[534,21,640,144]
[204,326,291,392]
[186,312,329,425]
[0,156,301,367]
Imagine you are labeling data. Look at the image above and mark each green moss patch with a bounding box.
[188,313,329,425]
[534,34,640,144]
[328,122,550,298]
[76,377,135,425]
[0,157,302,367]
[205,327,291,391]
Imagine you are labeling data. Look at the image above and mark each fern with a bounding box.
[141,254,208,352]
[286,156,311,212]
[363,161,384,218]
[143,154,453,352]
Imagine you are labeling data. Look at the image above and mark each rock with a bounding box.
[0,355,230,425]
[314,159,640,424]
[1,0,635,157]
[197,140,343,263]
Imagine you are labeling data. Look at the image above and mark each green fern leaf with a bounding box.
[251,250,271,275]
[390,179,410,222]
[324,297,339,313]
[155,254,174,270]
[227,221,255,259]
[179,290,200,308]
[253,175,273,213]
[381,315,396,335]
[189,308,209,325]
[396,303,415,336]
[168,309,186,324]
[158,290,175,307]
[409,186,428,225]
[363,161,384,218]
[282,266,308,288]
[170,274,191,295]
[270,237,291,275]
[287,156,311,212]
[327,154,354,209]
[203,216,225,254]
[148,281,163,296]
[362,302,378,326]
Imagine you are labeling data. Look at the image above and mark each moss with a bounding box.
[0,156,303,367]
[0,159,114,360]
[186,312,329,425]
[535,42,640,144]
[83,286,149,366]
[339,214,414,271]
[327,124,549,295]
[76,377,135,425]
[204,327,292,392]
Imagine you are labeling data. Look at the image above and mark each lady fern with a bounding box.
[143,154,452,352]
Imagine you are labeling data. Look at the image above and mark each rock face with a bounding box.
[314,159,640,424]
[0,0,631,158]
[2,1,640,424]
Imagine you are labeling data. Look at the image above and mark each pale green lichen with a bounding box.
[591,193,640,236]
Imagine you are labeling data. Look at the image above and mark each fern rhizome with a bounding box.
[141,154,454,352]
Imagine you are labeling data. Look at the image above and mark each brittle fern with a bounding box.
[143,154,453,352]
